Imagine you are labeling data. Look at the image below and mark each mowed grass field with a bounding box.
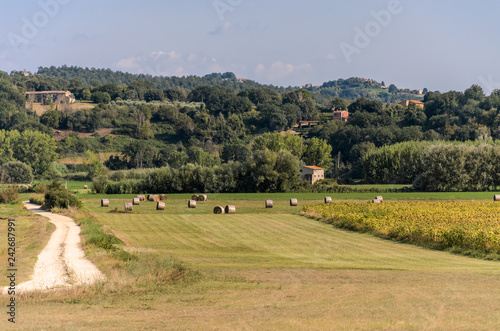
[4,193,500,330]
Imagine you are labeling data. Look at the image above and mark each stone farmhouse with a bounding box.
[300,166,325,184]
[26,90,75,104]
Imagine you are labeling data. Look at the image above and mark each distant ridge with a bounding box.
[37,65,425,103]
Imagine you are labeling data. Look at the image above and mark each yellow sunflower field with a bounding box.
[303,201,500,257]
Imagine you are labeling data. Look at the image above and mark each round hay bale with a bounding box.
[188,200,197,208]
[132,198,140,205]
[376,196,384,202]
[137,195,146,201]
[101,199,109,207]
[197,194,208,202]
[153,195,160,202]
[147,195,154,201]
[494,195,500,201]
[372,199,381,204]
[225,205,236,214]
[265,200,273,208]
[191,194,199,201]
[213,206,225,214]
[324,197,332,204]
[160,194,167,201]
[156,201,165,210]
[83,185,88,189]
[124,202,133,211]
[290,198,298,206]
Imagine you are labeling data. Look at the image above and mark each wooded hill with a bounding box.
[1,66,499,192]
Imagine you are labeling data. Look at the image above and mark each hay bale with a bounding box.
[137,195,146,201]
[148,195,160,202]
[156,201,165,210]
[197,194,208,202]
[265,200,273,208]
[290,198,298,206]
[324,197,332,204]
[83,185,88,189]
[376,196,384,202]
[132,198,140,205]
[101,199,109,207]
[494,195,500,201]
[213,206,225,214]
[372,199,381,204]
[188,200,197,208]
[225,205,236,214]
[160,194,167,201]
[124,202,133,211]
[191,194,199,201]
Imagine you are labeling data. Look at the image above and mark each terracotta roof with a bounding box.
[408,100,424,104]
[303,166,324,170]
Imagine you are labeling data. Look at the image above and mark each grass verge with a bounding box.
[57,208,198,296]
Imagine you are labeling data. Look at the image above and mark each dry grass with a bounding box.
[59,152,116,165]
[0,203,54,286]
[26,102,95,116]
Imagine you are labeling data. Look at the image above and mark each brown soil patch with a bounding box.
[54,128,115,141]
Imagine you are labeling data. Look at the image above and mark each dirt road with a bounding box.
[2,202,105,294]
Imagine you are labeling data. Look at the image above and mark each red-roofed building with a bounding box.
[333,110,349,122]
[300,166,324,184]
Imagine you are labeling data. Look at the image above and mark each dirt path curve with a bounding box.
[2,202,105,294]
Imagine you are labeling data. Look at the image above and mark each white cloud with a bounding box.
[151,51,166,60]
[255,61,312,81]
[208,22,234,36]
[187,53,197,62]
[114,51,235,77]
[168,51,181,60]
[115,56,142,70]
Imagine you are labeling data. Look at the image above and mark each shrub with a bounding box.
[29,195,44,205]
[0,187,19,204]
[1,161,33,183]
[32,182,47,194]
[42,181,82,210]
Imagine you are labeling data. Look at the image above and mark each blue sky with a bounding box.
[1,0,499,93]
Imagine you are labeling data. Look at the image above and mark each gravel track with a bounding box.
[2,202,105,294]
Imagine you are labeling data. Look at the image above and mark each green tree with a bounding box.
[91,91,111,104]
[0,129,18,164]
[84,150,104,179]
[1,161,33,183]
[40,109,60,128]
[303,138,333,169]
[12,130,58,175]
[82,88,92,100]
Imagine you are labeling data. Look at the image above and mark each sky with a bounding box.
[1,0,500,93]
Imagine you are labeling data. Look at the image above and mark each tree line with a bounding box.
[363,141,500,191]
